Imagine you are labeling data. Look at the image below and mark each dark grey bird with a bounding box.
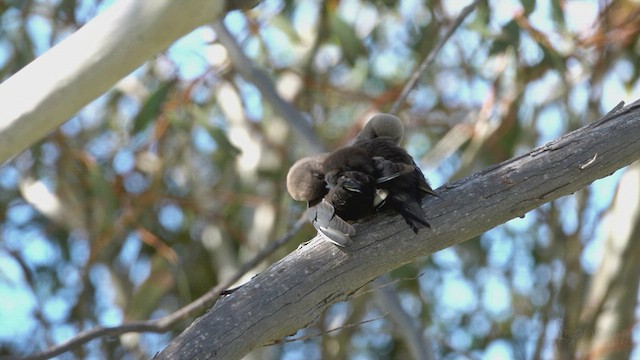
[355,135,438,232]
[286,113,437,245]
[321,113,410,221]
[322,146,379,221]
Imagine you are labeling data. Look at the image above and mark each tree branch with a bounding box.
[155,100,640,359]
[212,21,326,153]
[6,217,306,360]
[373,276,435,360]
[390,0,481,114]
[0,0,230,164]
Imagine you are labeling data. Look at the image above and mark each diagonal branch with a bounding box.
[212,21,326,153]
[373,275,435,360]
[156,100,640,359]
[390,0,481,114]
[7,217,306,360]
[0,0,235,165]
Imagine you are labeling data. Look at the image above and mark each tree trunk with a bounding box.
[576,163,640,360]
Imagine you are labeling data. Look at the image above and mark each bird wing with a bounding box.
[373,157,415,184]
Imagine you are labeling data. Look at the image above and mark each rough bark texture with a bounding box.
[156,101,640,360]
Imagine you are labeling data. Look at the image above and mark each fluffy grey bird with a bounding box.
[353,113,404,145]
[286,154,328,204]
[287,154,356,246]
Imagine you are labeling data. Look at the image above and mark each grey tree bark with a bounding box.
[156,101,640,359]
[0,0,230,164]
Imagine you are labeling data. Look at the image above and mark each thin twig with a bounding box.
[373,276,435,360]
[264,313,389,345]
[389,0,481,114]
[353,272,425,298]
[379,5,480,358]
[8,216,307,360]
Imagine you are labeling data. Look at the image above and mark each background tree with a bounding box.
[0,0,639,359]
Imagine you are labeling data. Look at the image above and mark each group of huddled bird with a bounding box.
[286,113,439,246]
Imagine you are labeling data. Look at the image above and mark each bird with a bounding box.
[288,146,397,246]
[328,113,438,231]
[353,113,405,145]
[286,154,327,204]
[321,113,409,220]
[322,146,379,221]
[325,136,437,232]
[306,198,357,247]
[356,135,438,232]
[286,113,437,244]
[287,154,357,246]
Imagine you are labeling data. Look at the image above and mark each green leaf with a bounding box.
[88,162,118,231]
[522,0,536,16]
[550,0,565,26]
[489,19,521,55]
[132,79,177,134]
[270,14,300,42]
[330,14,367,65]
[209,127,242,157]
[126,256,174,320]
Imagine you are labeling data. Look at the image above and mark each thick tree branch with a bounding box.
[6,217,306,360]
[0,0,230,164]
[156,100,640,359]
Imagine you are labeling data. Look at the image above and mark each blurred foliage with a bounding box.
[1,0,640,359]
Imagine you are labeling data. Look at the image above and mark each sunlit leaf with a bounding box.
[132,79,177,134]
[329,14,367,65]
[522,0,536,16]
[489,19,520,55]
[209,126,242,157]
[270,14,300,42]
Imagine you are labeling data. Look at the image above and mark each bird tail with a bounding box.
[419,184,440,198]
[388,196,431,233]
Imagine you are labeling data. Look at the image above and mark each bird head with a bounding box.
[286,154,328,202]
